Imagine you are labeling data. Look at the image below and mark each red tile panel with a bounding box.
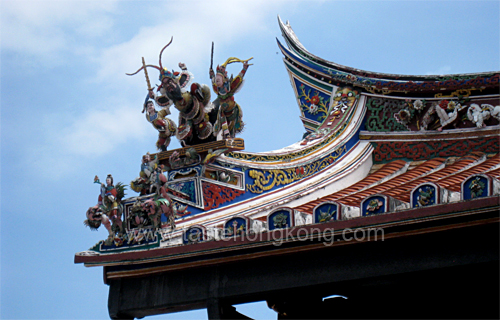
[341,158,446,207]
[295,160,408,212]
[294,153,499,213]
[436,154,500,192]
[386,153,483,201]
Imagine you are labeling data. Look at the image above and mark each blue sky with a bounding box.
[1,1,499,319]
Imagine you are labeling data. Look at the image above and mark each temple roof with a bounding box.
[277,16,499,96]
[75,17,500,270]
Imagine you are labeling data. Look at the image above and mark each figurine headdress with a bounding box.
[216,57,253,81]
[106,174,114,185]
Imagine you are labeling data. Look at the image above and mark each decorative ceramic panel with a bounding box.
[313,201,340,223]
[411,183,439,208]
[361,195,387,216]
[267,208,294,230]
[165,178,203,208]
[201,181,245,211]
[223,216,249,238]
[372,136,499,163]
[167,165,203,181]
[89,230,161,253]
[182,225,207,244]
[293,78,331,124]
[202,164,245,190]
[461,174,492,200]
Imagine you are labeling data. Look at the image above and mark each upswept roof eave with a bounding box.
[277,15,499,83]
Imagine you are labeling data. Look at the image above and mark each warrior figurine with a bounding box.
[127,38,218,147]
[209,57,252,139]
[144,98,177,151]
[98,174,124,234]
[151,68,215,146]
[130,153,158,195]
[84,174,127,244]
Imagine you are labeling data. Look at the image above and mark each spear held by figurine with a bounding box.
[209,42,253,78]
[141,57,153,113]
[210,41,214,76]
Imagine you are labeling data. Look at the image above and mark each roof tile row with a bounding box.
[295,153,499,212]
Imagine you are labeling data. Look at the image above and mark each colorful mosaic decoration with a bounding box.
[202,181,245,211]
[462,175,490,200]
[372,136,499,163]
[411,184,437,208]
[279,39,500,95]
[268,208,293,230]
[367,74,500,94]
[224,217,248,237]
[331,87,359,119]
[313,202,339,223]
[365,96,499,133]
[246,146,347,194]
[226,122,348,162]
[361,195,386,216]
[89,230,161,253]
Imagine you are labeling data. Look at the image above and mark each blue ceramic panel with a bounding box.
[268,209,292,230]
[224,217,247,237]
[182,226,205,244]
[293,78,331,124]
[362,196,386,216]
[313,203,338,223]
[412,184,437,208]
[463,176,489,200]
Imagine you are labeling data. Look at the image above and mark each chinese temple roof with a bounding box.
[75,17,500,277]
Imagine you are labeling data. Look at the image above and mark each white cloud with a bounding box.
[92,0,283,87]
[6,0,289,181]
[57,105,147,157]
[1,0,118,57]
[30,99,151,179]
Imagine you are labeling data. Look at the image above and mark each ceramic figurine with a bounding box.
[144,99,177,151]
[127,38,218,147]
[169,148,200,169]
[435,100,462,131]
[84,174,127,244]
[130,153,158,195]
[144,166,188,230]
[209,55,252,139]
[467,103,500,128]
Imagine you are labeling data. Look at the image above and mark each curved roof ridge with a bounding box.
[278,15,499,82]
